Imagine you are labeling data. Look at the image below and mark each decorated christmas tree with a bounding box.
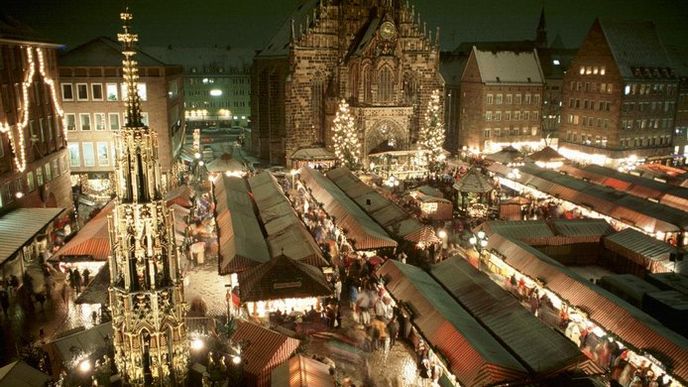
[332,99,361,170]
[418,89,446,173]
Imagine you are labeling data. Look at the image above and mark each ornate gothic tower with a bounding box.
[107,7,189,385]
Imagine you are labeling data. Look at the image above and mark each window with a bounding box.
[36,166,44,186]
[76,83,88,100]
[94,113,106,131]
[533,94,540,105]
[82,143,95,167]
[485,111,493,121]
[44,162,52,182]
[514,94,522,104]
[576,82,582,91]
[484,128,491,138]
[505,111,511,121]
[109,113,120,130]
[505,94,513,104]
[106,83,118,101]
[495,111,502,121]
[525,94,531,104]
[378,67,393,102]
[532,111,538,120]
[65,114,76,131]
[593,66,599,75]
[141,112,149,126]
[579,66,585,75]
[600,66,606,75]
[97,142,109,166]
[26,171,35,192]
[79,113,91,131]
[39,118,45,142]
[531,127,537,136]
[514,111,521,120]
[91,83,103,100]
[495,94,503,104]
[51,159,59,177]
[486,94,493,104]
[61,83,73,100]
[47,116,53,141]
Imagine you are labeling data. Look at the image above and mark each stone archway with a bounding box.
[365,120,407,156]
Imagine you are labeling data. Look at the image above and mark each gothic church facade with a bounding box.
[252,0,444,165]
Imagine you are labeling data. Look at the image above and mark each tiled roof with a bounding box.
[598,19,674,79]
[51,202,113,262]
[379,260,528,386]
[232,320,300,378]
[472,47,545,84]
[0,207,64,266]
[257,0,319,57]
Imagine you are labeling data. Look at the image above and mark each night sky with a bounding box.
[5,0,688,51]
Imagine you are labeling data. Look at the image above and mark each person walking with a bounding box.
[0,284,9,317]
[74,270,82,294]
[334,277,342,301]
[388,317,399,348]
[82,268,91,286]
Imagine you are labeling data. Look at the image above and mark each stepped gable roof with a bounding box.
[59,36,167,67]
[257,0,319,57]
[471,46,545,84]
[598,19,674,79]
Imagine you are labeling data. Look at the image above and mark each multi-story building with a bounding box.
[459,47,545,152]
[252,0,443,165]
[558,19,678,165]
[58,37,184,189]
[441,9,576,152]
[145,46,252,128]
[0,17,73,213]
[668,46,688,165]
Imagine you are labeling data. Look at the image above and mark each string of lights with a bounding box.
[0,47,65,173]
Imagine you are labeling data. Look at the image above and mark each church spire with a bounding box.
[536,7,548,48]
[118,7,144,129]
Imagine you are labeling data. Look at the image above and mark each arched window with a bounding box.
[362,66,371,102]
[379,67,394,102]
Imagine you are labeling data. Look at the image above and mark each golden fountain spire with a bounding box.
[118,7,144,128]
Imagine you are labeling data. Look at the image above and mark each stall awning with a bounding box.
[300,167,396,250]
[488,233,688,384]
[52,202,113,262]
[291,147,336,161]
[603,228,677,272]
[378,260,528,386]
[431,257,604,377]
[0,207,64,266]
[238,254,331,303]
[215,176,271,274]
[232,320,300,384]
[270,355,335,387]
[249,172,328,267]
[0,361,50,387]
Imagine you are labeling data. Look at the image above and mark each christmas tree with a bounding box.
[332,99,361,170]
[418,89,446,173]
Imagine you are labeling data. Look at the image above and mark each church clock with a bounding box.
[380,21,397,40]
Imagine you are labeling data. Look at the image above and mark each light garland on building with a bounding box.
[0,46,66,172]
[332,98,361,170]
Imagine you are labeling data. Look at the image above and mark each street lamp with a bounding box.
[469,231,489,270]
[437,229,448,252]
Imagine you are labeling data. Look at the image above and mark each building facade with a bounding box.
[107,8,188,385]
[252,0,443,165]
[145,46,252,129]
[59,38,184,189]
[0,17,73,214]
[668,46,688,165]
[459,47,545,153]
[558,19,678,165]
